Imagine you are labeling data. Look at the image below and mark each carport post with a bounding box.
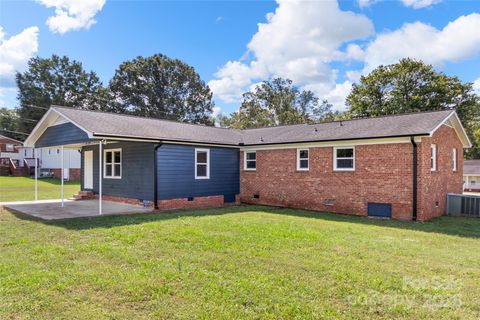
[61,145,64,207]
[99,141,103,215]
[34,147,38,201]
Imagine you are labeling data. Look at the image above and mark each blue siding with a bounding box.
[157,144,239,200]
[36,123,91,147]
[82,142,155,201]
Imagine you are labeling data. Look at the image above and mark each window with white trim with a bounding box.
[297,149,309,171]
[334,147,355,171]
[195,148,210,179]
[244,151,256,170]
[5,144,14,152]
[452,148,457,172]
[104,149,122,179]
[431,144,437,171]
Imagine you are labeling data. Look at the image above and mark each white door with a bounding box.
[84,150,93,189]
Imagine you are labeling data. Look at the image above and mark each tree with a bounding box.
[16,55,107,133]
[346,58,480,158]
[108,54,214,125]
[0,108,23,141]
[221,78,333,129]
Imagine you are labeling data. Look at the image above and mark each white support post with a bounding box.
[99,141,103,215]
[34,147,38,201]
[61,145,64,207]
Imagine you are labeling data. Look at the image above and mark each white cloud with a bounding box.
[402,0,442,9]
[0,26,39,88]
[357,0,378,8]
[363,13,480,72]
[209,0,373,109]
[322,81,354,111]
[37,0,106,34]
[473,78,480,95]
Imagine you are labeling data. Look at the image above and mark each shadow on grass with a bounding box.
[6,204,480,239]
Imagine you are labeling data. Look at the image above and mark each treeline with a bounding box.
[1,55,479,158]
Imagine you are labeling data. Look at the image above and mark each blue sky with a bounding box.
[1,0,479,116]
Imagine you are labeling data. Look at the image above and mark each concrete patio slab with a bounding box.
[1,199,153,220]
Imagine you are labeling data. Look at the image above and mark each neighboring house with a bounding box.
[464,160,480,191]
[0,134,22,160]
[24,106,471,221]
[18,147,81,180]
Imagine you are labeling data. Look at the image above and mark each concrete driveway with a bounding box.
[1,199,153,220]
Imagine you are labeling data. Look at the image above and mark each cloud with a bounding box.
[209,0,373,108]
[363,13,480,72]
[0,26,39,88]
[357,0,378,8]
[402,0,442,9]
[37,0,106,34]
[473,78,480,95]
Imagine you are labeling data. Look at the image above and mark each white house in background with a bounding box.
[18,146,81,180]
[464,160,480,191]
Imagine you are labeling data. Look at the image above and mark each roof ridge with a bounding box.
[51,105,241,133]
[242,109,454,131]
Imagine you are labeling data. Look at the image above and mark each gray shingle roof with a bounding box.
[53,106,454,146]
[464,160,480,175]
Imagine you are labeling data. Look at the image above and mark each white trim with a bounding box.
[429,111,472,148]
[244,150,257,171]
[195,148,210,179]
[452,148,457,172]
[430,144,437,172]
[296,148,309,171]
[103,148,122,179]
[241,136,421,151]
[333,146,355,171]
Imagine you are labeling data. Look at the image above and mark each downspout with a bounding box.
[410,136,418,221]
[153,142,163,209]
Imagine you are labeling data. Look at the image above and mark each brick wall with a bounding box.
[93,194,240,211]
[69,168,81,180]
[417,125,463,221]
[241,143,414,220]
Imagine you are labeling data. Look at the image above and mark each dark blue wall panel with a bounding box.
[368,203,392,218]
[82,142,155,201]
[36,123,91,147]
[157,144,240,200]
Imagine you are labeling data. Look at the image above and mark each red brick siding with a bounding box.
[69,168,81,180]
[93,194,240,211]
[417,125,463,221]
[0,137,21,153]
[241,143,414,220]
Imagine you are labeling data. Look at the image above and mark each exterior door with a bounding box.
[84,150,93,189]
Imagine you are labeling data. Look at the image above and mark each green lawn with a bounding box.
[1,206,479,319]
[0,176,80,202]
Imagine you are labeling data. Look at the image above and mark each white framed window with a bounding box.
[244,151,256,171]
[452,148,457,172]
[297,148,309,171]
[5,144,14,152]
[431,144,437,171]
[334,147,355,171]
[195,148,210,179]
[472,181,477,185]
[104,148,122,179]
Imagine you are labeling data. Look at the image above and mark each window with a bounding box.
[195,148,210,179]
[244,151,256,170]
[334,147,355,171]
[104,149,122,179]
[452,148,457,172]
[431,144,437,171]
[5,144,14,152]
[297,149,309,171]
[472,181,477,185]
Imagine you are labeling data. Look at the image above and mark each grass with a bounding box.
[0,176,80,202]
[0,206,479,319]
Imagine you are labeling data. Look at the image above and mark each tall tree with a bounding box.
[0,108,23,141]
[346,58,480,158]
[108,54,215,125]
[16,55,107,133]
[221,78,334,129]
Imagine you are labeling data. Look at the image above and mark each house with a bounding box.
[17,146,81,180]
[24,106,471,221]
[464,160,480,191]
[0,134,23,176]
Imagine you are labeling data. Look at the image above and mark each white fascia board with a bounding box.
[429,111,472,148]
